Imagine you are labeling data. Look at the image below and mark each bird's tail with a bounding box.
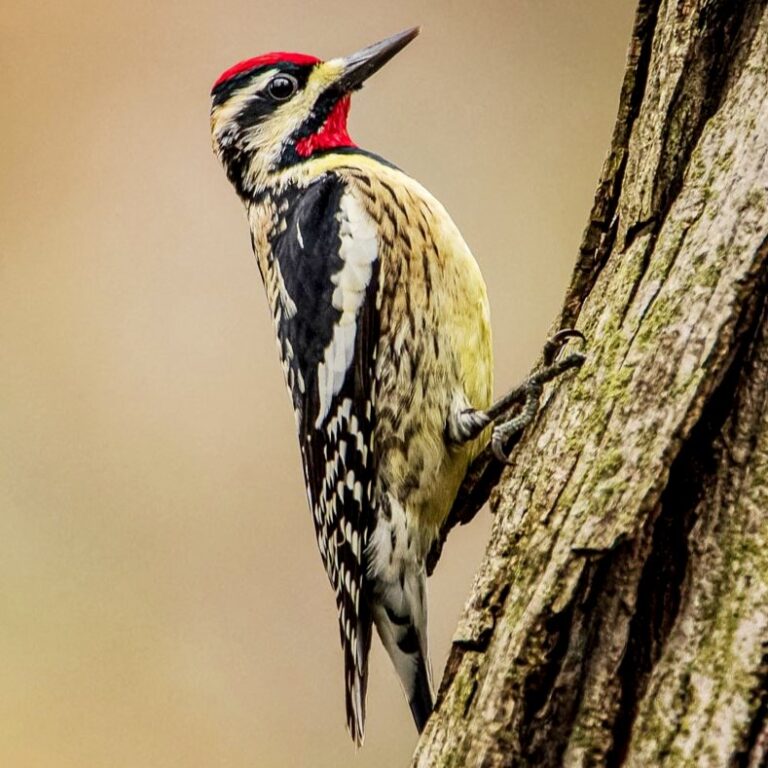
[339,593,373,746]
[371,566,434,732]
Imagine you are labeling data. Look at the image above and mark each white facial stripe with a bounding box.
[210,70,278,145]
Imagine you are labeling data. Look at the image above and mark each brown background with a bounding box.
[0,1,635,766]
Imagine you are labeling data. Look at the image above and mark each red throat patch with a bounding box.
[295,96,356,157]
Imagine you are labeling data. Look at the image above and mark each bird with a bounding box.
[209,27,582,744]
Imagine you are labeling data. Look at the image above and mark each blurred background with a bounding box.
[0,1,636,766]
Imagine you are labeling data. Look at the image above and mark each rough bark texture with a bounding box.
[413,1,768,766]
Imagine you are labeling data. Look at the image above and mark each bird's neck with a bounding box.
[224,97,358,200]
[295,96,355,157]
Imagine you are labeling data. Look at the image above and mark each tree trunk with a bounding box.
[413,1,768,766]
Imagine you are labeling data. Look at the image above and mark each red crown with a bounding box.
[213,52,320,90]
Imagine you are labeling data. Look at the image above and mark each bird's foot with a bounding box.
[452,329,586,463]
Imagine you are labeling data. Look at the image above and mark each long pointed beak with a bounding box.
[336,27,420,92]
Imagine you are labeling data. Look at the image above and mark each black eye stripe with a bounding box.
[211,62,312,107]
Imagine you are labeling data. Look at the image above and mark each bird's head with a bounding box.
[210,27,419,196]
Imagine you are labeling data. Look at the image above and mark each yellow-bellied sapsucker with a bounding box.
[210,27,582,744]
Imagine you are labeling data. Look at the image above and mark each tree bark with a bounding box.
[413,1,768,766]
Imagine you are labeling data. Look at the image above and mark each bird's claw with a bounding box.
[490,328,587,464]
[543,328,586,365]
[451,329,587,461]
[492,424,517,465]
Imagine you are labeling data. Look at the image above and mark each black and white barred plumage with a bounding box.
[268,176,380,740]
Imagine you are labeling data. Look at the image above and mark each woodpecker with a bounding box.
[210,27,582,744]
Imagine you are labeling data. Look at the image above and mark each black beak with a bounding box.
[337,27,420,92]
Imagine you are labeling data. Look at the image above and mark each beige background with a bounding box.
[1,1,635,766]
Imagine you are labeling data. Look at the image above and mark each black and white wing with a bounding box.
[269,173,379,744]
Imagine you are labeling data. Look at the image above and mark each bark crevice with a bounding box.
[606,281,766,766]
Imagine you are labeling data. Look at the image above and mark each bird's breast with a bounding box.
[343,165,493,548]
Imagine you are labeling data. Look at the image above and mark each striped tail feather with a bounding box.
[341,597,373,745]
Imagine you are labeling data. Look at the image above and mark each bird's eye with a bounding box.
[267,74,298,101]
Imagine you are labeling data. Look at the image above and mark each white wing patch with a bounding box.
[275,259,298,320]
[315,191,378,426]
